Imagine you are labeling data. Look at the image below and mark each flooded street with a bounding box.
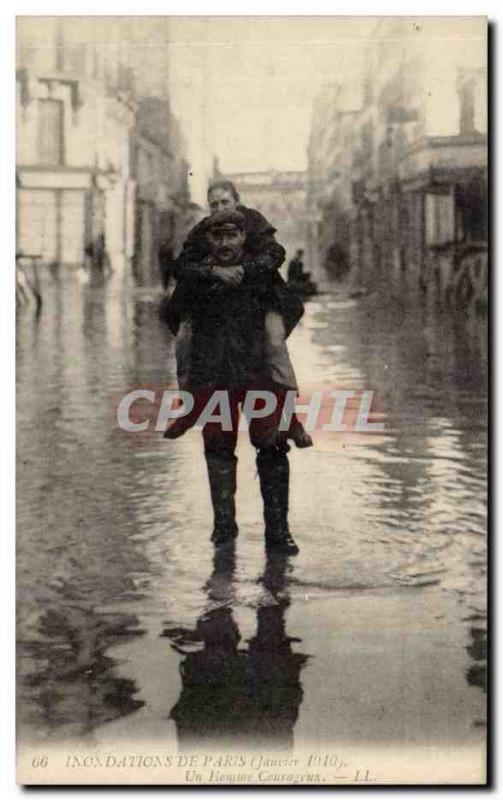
[17,271,487,761]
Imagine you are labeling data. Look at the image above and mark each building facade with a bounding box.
[16,17,190,283]
[307,82,362,278]
[130,97,190,285]
[307,18,487,309]
[16,18,136,272]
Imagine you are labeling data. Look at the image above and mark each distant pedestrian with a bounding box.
[158,241,175,290]
[324,241,349,279]
[287,249,308,283]
[287,249,316,296]
[84,233,112,281]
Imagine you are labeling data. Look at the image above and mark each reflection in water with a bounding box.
[466,626,487,693]
[164,547,308,750]
[18,605,145,741]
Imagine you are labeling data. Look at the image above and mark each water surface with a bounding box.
[17,272,487,751]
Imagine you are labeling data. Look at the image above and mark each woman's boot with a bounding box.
[256,444,299,555]
[288,413,313,448]
[205,451,238,545]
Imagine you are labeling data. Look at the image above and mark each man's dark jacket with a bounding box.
[160,205,304,337]
[183,254,265,389]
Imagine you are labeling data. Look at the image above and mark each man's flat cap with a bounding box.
[205,210,245,232]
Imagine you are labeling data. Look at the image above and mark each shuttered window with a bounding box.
[37,98,64,165]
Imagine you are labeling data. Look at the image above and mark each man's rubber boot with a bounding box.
[256,444,299,555]
[205,451,239,546]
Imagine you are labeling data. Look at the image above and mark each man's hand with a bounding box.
[211,265,244,287]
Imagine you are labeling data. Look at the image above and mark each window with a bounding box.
[425,192,455,246]
[37,99,64,165]
[459,81,476,135]
[62,44,87,75]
